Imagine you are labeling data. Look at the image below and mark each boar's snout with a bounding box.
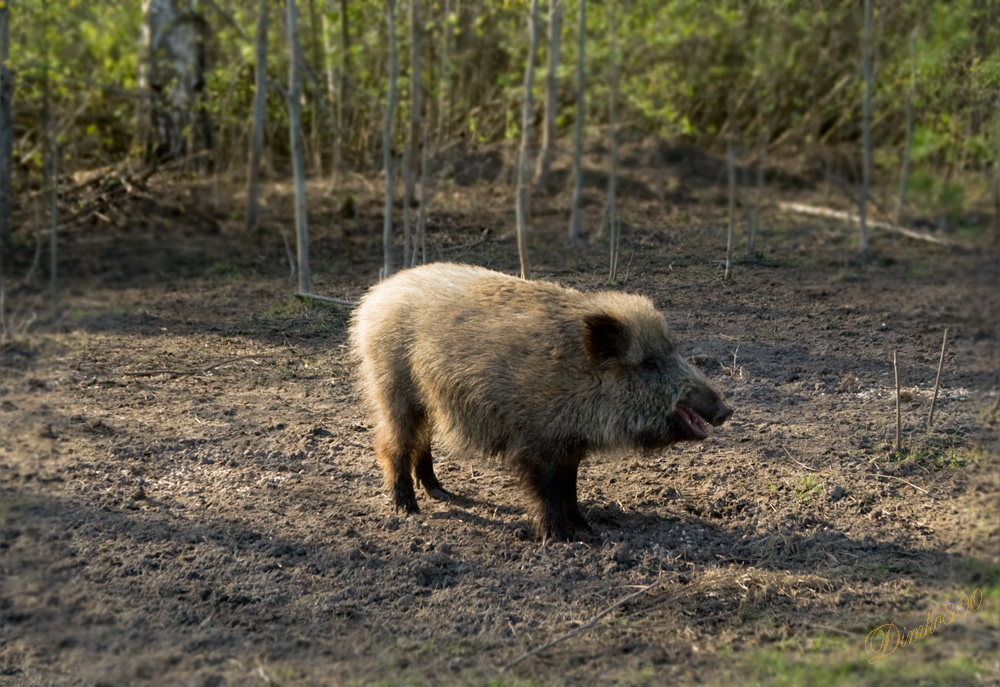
[672,384,732,441]
[688,384,732,425]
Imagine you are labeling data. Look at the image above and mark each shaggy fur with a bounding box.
[348,263,732,540]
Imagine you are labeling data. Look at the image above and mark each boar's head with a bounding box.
[582,304,732,450]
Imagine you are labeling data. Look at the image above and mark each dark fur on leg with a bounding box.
[413,444,451,500]
[376,436,419,513]
[515,444,588,541]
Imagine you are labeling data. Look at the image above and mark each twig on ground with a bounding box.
[926,328,948,430]
[296,292,358,306]
[781,446,929,494]
[893,351,901,454]
[503,572,685,670]
[122,354,275,378]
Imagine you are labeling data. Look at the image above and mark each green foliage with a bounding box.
[2,0,996,211]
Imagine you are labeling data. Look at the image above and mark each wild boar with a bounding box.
[348,263,732,540]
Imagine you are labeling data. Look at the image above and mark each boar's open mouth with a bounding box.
[674,403,711,441]
[672,391,732,442]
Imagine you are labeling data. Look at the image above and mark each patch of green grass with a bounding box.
[206,260,243,279]
[261,296,315,321]
[713,636,996,687]
[886,446,933,464]
[936,448,970,469]
[904,263,933,280]
[0,496,31,524]
[887,445,984,470]
[353,672,546,687]
[962,559,1000,599]
[795,475,822,503]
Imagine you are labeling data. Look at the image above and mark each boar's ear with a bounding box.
[583,312,630,364]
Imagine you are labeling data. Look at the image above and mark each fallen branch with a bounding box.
[122,354,275,378]
[777,202,958,248]
[503,572,684,670]
[296,292,358,307]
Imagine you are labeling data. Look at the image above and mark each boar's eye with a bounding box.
[639,357,660,375]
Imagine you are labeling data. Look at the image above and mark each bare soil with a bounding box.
[2,148,999,686]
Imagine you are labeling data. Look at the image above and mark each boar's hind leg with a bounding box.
[412,424,451,501]
[518,446,588,541]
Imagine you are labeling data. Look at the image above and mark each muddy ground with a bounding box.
[1,146,999,686]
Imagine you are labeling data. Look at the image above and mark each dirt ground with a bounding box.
[1,146,999,686]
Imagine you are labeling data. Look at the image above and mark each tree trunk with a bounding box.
[436,0,454,147]
[568,0,585,242]
[383,0,399,279]
[336,0,349,173]
[287,0,311,293]
[403,0,422,269]
[859,0,873,256]
[896,33,916,225]
[515,0,540,280]
[725,135,735,282]
[534,0,562,188]
[0,0,12,248]
[140,0,212,163]
[246,0,269,234]
[606,4,619,281]
[306,0,324,174]
[43,2,58,316]
[749,116,768,258]
[412,126,430,268]
[994,99,1000,257]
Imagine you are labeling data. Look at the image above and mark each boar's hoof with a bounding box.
[537,513,592,542]
[426,487,452,502]
[393,484,421,514]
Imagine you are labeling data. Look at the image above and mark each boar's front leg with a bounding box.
[517,443,589,541]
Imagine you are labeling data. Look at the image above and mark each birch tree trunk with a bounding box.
[140,0,212,163]
[403,0,422,269]
[436,0,454,147]
[43,3,58,315]
[896,33,916,225]
[0,0,8,335]
[725,135,736,281]
[246,0,269,234]
[515,0,540,280]
[534,0,562,188]
[335,0,349,174]
[606,3,619,280]
[568,0,585,242]
[306,0,324,173]
[287,0,311,293]
[383,0,399,279]
[859,0,873,256]
[748,115,768,258]
[412,126,429,268]
[0,0,12,247]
